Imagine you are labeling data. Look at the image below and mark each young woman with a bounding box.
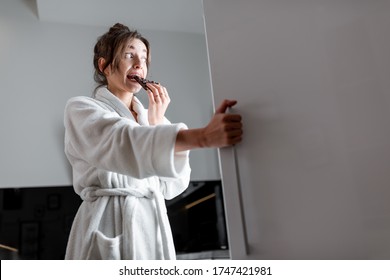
[64,23,242,259]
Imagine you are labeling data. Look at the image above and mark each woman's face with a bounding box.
[105,38,148,95]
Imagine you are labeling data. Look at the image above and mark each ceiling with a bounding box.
[36,0,205,34]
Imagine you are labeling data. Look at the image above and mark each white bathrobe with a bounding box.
[63,87,191,260]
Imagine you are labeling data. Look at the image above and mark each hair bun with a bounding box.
[109,23,130,33]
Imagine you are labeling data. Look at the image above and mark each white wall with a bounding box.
[0,0,219,188]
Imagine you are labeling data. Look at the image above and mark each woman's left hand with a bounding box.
[146,83,171,125]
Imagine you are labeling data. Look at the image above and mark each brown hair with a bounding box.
[93,23,151,88]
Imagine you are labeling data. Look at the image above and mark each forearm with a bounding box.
[175,128,206,152]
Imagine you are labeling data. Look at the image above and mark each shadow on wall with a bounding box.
[21,0,39,18]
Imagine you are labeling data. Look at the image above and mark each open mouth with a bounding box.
[128,74,149,90]
[127,74,140,81]
[128,74,159,91]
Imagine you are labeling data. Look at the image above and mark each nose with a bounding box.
[132,56,143,69]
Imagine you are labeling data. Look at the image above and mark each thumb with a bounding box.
[215,99,237,114]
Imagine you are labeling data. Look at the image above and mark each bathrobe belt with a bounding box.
[79,186,175,259]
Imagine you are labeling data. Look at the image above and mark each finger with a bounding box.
[223,114,242,122]
[145,84,161,101]
[153,92,161,103]
[160,87,170,103]
[230,135,243,145]
[215,99,237,114]
[146,82,162,93]
[225,122,243,131]
[227,129,243,138]
[146,89,159,103]
[149,84,169,103]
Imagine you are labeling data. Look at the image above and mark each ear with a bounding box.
[98,58,110,75]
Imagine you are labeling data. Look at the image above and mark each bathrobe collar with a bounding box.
[95,86,149,125]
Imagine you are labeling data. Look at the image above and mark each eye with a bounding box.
[124,53,133,59]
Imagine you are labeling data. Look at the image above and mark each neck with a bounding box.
[107,86,134,110]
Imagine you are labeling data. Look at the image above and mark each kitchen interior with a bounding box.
[4,0,390,261]
[0,0,228,260]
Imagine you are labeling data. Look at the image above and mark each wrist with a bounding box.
[175,128,207,152]
[197,128,207,148]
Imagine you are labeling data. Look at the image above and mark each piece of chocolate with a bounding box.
[131,75,158,91]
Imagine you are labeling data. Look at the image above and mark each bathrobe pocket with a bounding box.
[87,230,122,260]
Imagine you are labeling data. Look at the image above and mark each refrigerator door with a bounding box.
[203,0,390,259]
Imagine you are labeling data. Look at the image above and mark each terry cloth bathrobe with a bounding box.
[63,86,191,260]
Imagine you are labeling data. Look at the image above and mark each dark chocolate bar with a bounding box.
[131,75,158,91]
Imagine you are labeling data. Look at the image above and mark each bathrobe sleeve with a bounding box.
[158,150,191,199]
[64,96,189,179]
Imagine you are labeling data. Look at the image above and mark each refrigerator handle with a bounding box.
[232,145,250,255]
[219,143,249,257]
